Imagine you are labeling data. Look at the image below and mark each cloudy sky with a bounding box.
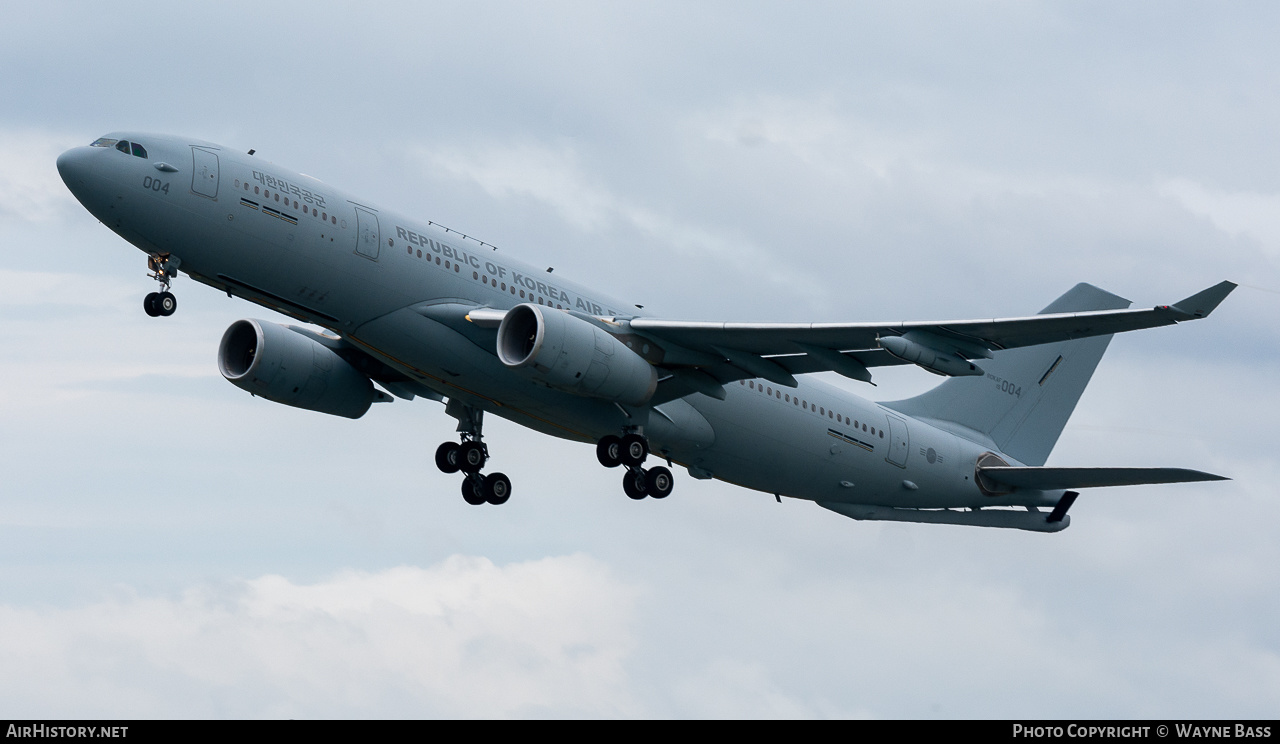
[2,1,1278,718]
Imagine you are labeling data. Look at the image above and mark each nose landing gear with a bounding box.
[143,254,180,317]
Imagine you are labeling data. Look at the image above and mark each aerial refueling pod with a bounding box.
[878,332,986,378]
[218,319,388,419]
[496,303,658,405]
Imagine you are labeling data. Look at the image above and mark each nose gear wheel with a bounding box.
[143,254,180,317]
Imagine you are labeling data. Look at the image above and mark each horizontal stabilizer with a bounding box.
[978,466,1228,491]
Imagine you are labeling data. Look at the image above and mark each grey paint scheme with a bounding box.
[57,133,1231,532]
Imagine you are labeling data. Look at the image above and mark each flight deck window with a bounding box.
[115,140,130,154]
[130,143,148,159]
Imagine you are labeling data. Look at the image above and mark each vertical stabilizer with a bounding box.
[882,284,1130,466]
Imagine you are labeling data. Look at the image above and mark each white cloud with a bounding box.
[409,140,818,296]
[0,130,81,223]
[1160,178,1280,257]
[0,555,640,718]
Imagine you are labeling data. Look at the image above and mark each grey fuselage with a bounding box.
[57,132,1054,513]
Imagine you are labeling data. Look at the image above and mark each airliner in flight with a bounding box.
[57,132,1232,532]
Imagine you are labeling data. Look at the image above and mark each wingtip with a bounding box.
[1170,280,1237,319]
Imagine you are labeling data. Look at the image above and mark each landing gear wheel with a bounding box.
[458,441,487,474]
[596,435,622,468]
[435,442,461,474]
[483,472,512,505]
[461,476,486,505]
[143,292,161,317]
[619,434,648,468]
[622,469,648,500]
[646,466,673,499]
[157,291,177,316]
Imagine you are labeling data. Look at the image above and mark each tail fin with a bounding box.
[882,284,1130,466]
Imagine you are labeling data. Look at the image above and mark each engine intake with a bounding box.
[218,319,384,419]
[496,304,657,405]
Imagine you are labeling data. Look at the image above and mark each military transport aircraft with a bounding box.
[57,132,1233,532]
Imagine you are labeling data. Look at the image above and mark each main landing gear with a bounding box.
[596,432,674,500]
[143,254,179,317]
[435,401,511,506]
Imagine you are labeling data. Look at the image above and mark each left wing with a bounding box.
[622,281,1234,402]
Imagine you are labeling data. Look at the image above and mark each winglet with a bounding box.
[1170,280,1237,319]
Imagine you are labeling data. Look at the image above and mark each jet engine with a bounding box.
[218,319,386,419]
[495,304,657,405]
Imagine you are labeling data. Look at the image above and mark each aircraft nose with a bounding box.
[57,146,92,189]
[57,146,108,210]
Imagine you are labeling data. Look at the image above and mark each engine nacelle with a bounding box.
[879,334,985,377]
[496,304,658,405]
[218,319,384,419]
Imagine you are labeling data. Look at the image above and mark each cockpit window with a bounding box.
[90,137,119,148]
[111,139,149,159]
